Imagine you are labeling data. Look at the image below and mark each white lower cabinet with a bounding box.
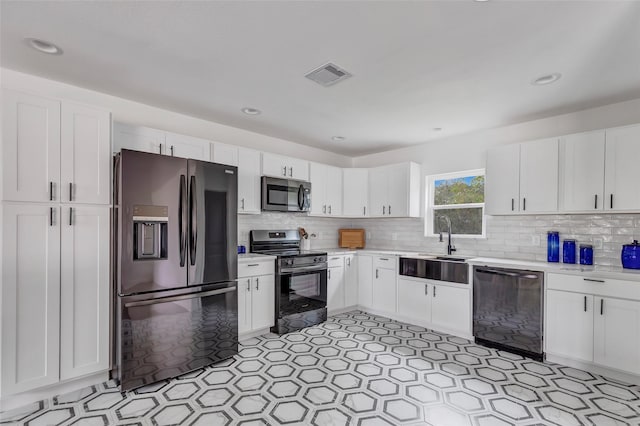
[238,260,275,335]
[546,273,640,379]
[357,255,373,309]
[372,260,396,314]
[1,203,110,396]
[397,277,470,337]
[327,263,346,312]
[344,255,358,307]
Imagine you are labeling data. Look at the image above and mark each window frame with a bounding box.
[424,168,486,239]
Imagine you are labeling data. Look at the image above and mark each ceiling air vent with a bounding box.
[305,63,352,87]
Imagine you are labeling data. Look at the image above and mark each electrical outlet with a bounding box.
[392,233,398,241]
[593,237,603,249]
[367,232,372,239]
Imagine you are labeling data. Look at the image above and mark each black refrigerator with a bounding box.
[113,149,238,391]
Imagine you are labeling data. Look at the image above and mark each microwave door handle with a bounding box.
[179,174,187,267]
[297,184,305,211]
[189,175,197,266]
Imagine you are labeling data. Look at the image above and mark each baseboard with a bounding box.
[239,327,273,341]
[327,305,359,316]
[0,371,109,412]
[546,353,640,386]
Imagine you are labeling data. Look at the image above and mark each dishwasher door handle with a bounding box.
[475,267,541,279]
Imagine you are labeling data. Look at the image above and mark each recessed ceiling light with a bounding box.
[25,38,62,55]
[331,136,345,141]
[241,107,261,115]
[532,73,562,86]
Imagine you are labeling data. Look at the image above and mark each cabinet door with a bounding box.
[546,290,593,362]
[251,275,275,331]
[212,142,239,166]
[1,204,60,395]
[372,267,396,314]
[238,147,261,214]
[358,255,373,308]
[397,278,430,324]
[520,138,559,213]
[262,153,288,178]
[430,285,470,336]
[605,125,640,211]
[559,131,605,212]
[60,205,110,380]
[288,157,310,181]
[368,168,388,217]
[343,169,369,217]
[485,144,520,215]
[165,132,211,161]
[344,255,358,307]
[113,122,165,155]
[309,163,327,216]
[387,164,408,217]
[326,166,343,216]
[237,277,252,334]
[327,266,346,312]
[594,296,640,374]
[2,90,61,202]
[61,103,111,205]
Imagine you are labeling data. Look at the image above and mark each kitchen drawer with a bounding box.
[239,260,274,278]
[374,256,396,270]
[547,272,640,301]
[328,255,344,268]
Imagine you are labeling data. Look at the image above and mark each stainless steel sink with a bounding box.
[434,256,467,262]
[399,256,469,284]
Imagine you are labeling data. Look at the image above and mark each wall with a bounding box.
[0,68,352,167]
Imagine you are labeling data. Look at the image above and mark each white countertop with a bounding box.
[238,253,276,262]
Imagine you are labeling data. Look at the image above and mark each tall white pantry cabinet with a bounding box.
[1,89,111,397]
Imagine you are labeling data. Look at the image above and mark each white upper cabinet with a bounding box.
[237,147,261,214]
[368,162,420,218]
[519,137,559,213]
[485,144,520,215]
[113,122,165,155]
[559,131,605,212]
[343,168,369,217]
[262,153,309,181]
[164,132,211,161]
[61,102,111,205]
[605,124,640,211]
[485,138,558,214]
[211,141,239,166]
[2,90,61,203]
[309,162,342,216]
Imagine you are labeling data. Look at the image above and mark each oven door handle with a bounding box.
[280,265,327,274]
[124,287,236,308]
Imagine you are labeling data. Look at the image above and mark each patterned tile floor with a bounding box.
[2,311,640,425]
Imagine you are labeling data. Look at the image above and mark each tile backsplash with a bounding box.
[240,212,640,267]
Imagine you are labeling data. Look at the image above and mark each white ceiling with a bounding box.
[2,1,640,156]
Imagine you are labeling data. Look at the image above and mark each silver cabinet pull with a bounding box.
[379,258,389,261]
[69,182,73,202]
[49,207,54,226]
[289,167,293,177]
[247,263,259,267]
[511,198,514,211]
[246,279,251,291]
[610,194,614,209]
[256,277,259,291]
[328,205,332,214]
[159,144,162,155]
[331,257,340,260]
[594,194,598,209]
[583,278,605,283]
[363,206,366,216]
[69,207,73,226]
[49,181,54,201]
[170,145,174,156]
[323,205,326,214]
[383,206,386,215]
[425,284,428,295]
[600,298,604,315]
[584,296,587,312]
[522,198,526,211]
[388,205,391,215]
[375,269,379,279]
[282,166,287,176]
[241,198,245,210]
[347,258,351,267]
[433,286,437,298]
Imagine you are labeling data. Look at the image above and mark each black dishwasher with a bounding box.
[473,266,544,360]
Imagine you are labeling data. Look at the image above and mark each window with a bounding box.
[425,169,485,238]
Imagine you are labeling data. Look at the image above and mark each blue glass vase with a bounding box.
[563,240,576,264]
[547,231,559,262]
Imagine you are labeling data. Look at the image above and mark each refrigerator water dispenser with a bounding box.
[132,205,168,260]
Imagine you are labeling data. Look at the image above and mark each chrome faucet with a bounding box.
[438,215,456,255]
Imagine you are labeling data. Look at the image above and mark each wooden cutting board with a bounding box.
[339,228,366,249]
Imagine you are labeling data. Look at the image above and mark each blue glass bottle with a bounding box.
[563,240,576,264]
[580,245,593,265]
[547,231,559,262]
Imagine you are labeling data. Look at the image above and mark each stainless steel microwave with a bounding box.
[261,176,311,212]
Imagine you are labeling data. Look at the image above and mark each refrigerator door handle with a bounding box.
[179,174,187,267]
[124,286,237,308]
[189,175,197,266]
